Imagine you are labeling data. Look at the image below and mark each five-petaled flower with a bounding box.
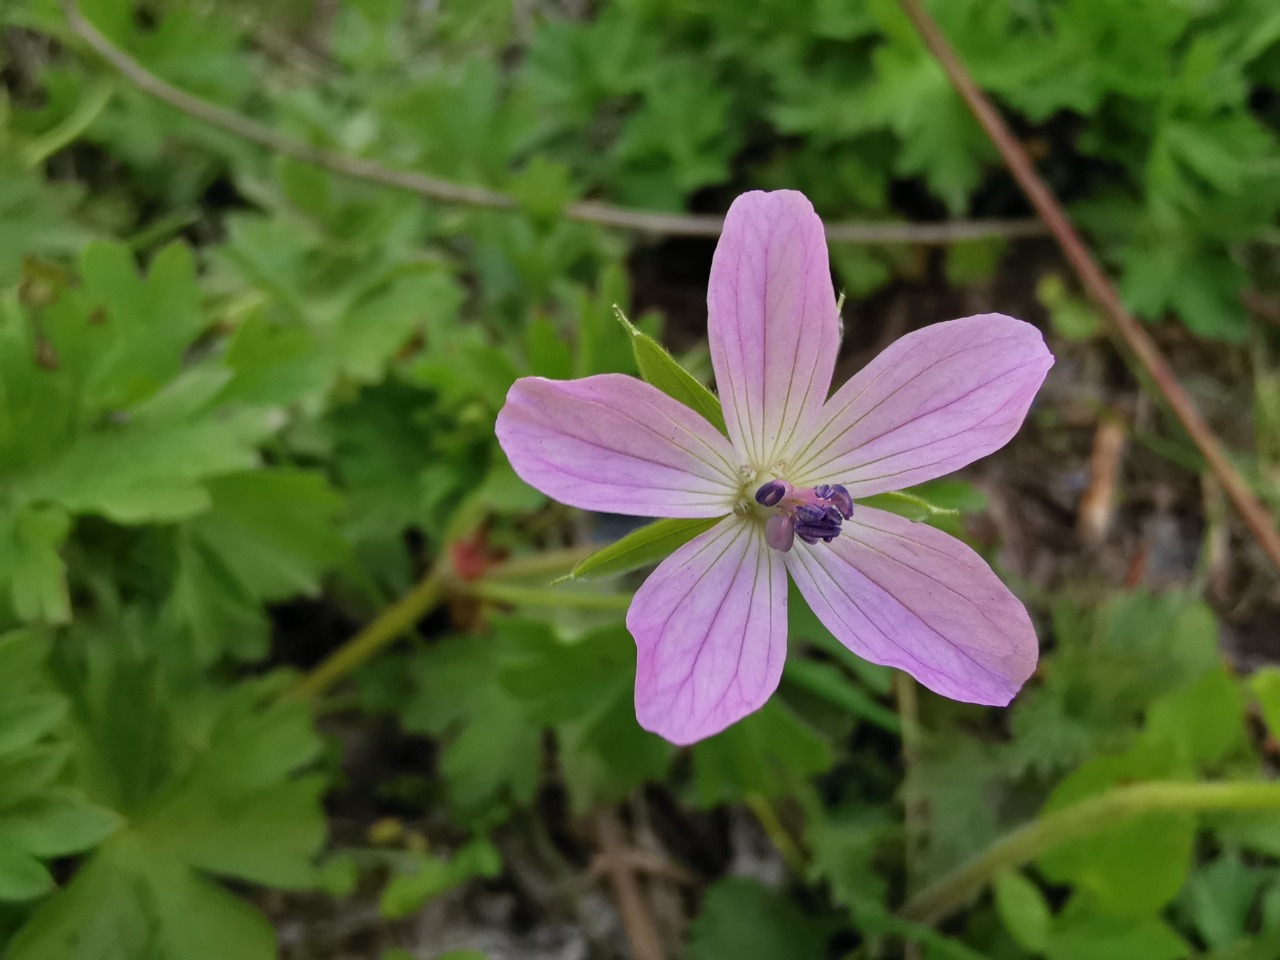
[496,190,1054,745]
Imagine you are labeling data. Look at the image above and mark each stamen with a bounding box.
[764,513,795,552]
[755,478,856,552]
[755,479,792,507]
[828,484,854,520]
[793,504,842,543]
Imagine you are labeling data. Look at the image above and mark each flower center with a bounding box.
[753,480,854,553]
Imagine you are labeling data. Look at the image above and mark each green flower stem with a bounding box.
[283,548,629,703]
[284,562,451,703]
[745,793,807,876]
[22,79,115,168]
[898,780,1280,925]
[462,580,633,612]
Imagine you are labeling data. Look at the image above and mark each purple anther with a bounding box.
[794,508,842,543]
[764,513,795,552]
[794,504,826,524]
[814,484,833,500]
[828,484,854,520]
[755,479,792,507]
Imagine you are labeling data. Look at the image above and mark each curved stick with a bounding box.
[897,0,1280,570]
[61,1,1044,246]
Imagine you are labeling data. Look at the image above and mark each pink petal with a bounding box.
[786,314,1053,496]
[496,374,741,518]
[629,516,788,744]
[709,191,839,472]
[784,506,1037,705]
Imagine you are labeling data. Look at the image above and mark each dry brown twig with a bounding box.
[896,0,1280,571]
[61,1,1044,246]
[592,809,667,960]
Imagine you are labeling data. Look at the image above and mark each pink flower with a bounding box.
[496,191,1053,745]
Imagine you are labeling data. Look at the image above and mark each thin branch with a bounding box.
[897,780,1280,926]
[894,674,925,960]
[897,0,1280,571]
[593,809,667,960]
[61,1,1045,246]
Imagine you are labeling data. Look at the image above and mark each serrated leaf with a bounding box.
[864,41,993,213]
[167,526,271,665]
[556,516,719,583]
[0,505,70,624]
[0,793,121,858]
[1120,233,1248,342]
[9,837,280,960]
[687,878,825,960]
[8,651,327,953]
[71,240,207,412]
[691,700,832,807]
[1008,591,1220,776]
[615,307,726,433]
[510,156,578,223]
[330,274,447,384]
[0,167,91,287]
[493,618,670,811]
[402,637,541,823]
[558,686,672,813]
[19,408,273,523]
[806,808,889,914]
[187,469,349,601]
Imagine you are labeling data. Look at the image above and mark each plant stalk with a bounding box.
[284,562,450,702]
[897,780,1280,925]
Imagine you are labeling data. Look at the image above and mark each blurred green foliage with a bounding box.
[1,0,1279,957]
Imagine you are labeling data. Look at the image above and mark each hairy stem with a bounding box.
[897,780,1280,925]
[482,545,598,581]
[284,562,450,702]
[462,580,633,611]
[897,0,1280,571]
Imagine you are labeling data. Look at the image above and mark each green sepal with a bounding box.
[554,516,721,584]
[614,306,727,434]
[859,490,961,522]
